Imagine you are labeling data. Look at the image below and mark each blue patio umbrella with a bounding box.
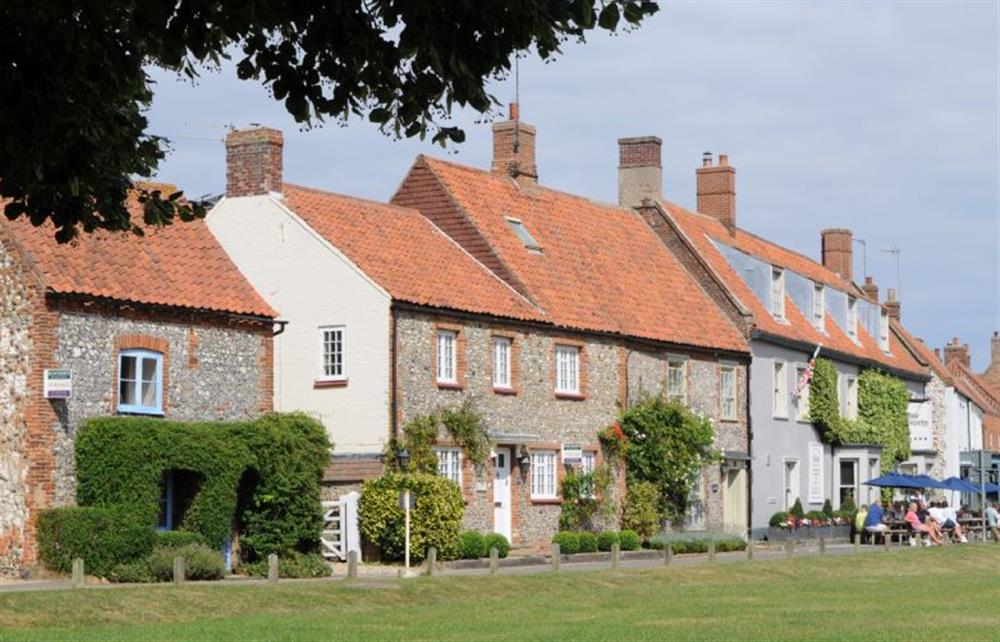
[940,477,983,494]
[985,482,1000,493]
[863,472,923,488]
[912,474,949,490]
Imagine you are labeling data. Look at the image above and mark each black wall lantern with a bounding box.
[396,447,411,470]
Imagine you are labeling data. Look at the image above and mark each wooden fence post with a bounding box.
[267,554,278,582]
[746,539,754,561]
[784,540,794,559]
[173,556,186,585]
[883,533,890,552]
[347,550,358,580]
[664,543,672,566]
[611,543,620,570]
[819,537,826,555]
[708,540,716,562]
[854,534,860,553]
[71,558,84,589]
[427,547,438,577]
[551,543,560,572]
[489,547,499,575]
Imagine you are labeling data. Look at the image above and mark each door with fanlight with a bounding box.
[492,448,512,540]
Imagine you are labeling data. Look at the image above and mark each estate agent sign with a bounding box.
[43,369,72,399]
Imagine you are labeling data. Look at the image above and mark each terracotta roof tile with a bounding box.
[410,158,748,353]
[3,188,275,318]
[661,202,926,377]
[947,360,1000,413]
[280,184,540,321]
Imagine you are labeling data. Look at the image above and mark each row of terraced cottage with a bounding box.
[3,107,999,573]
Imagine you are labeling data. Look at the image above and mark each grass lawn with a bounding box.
[1,546,998,641]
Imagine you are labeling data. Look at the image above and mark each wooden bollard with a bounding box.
[663,543,672,566]
[173,556,186,585]
[427,547,437,576]
[708,540,716,562]
[551,543,560,572]
[854,534,860,553]
[746,539,754,560]
[819,537,826,555]
[883,533,890,552]
[784,539,794,559]
[489,547,499,575]
[347,550,358,580]
[71,558,84,589]
[267,553,279,582]
[611,543,620,570]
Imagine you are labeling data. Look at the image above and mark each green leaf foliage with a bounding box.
[74,413,330,560]
[789,498,805,518]
[1,2,658,241]
[387,401,490,475]
[551,531,580,555]
[618,395,719,522]
[458,530,488,560]
[577,531,598,553]
[37,506,155,578]
[558,464,615,531]
[621,481,661,538]
[596,531,619,552]
[484,533,510,558]
[358,473,464,562]
[619,530,641,551]
[244,552,331,579]
[153,531,208,549]
[149,543,224,581]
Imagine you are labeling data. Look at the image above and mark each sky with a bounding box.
[146,1,1000,372]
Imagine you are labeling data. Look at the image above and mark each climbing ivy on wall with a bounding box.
[75,413,331,560]
[386,399,490,474]
[808,358,910,473]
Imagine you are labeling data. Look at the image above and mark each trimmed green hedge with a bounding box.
[458,530,488,559]
[648,535,746,554]
[74,413,330,560]
[551,531,580,555]
[597,531,619,552]
[244,552,330,578]
[154,531,208,549]
[149,543,224,581]
[37,506,154,578]
[484,533,510,558]
[359,473,464,561]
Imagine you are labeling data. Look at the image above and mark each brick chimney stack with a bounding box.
[696,153,736,234]
[617,136,662,208]
[884,288,901,321]
[862,276,879,302]
[943,337,971,369]
[492,103,537,185]
[821,228,853,281]
[225,126,284,197]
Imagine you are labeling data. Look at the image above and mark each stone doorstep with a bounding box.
[442,549,663,570]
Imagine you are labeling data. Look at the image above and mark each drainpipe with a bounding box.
[745,355,753,540]
[390,310,399,446]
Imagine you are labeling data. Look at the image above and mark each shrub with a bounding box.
[154,531,208,549]
[821,499,834,517]
[622,481,660,538]
[596,531,619,552]
[484,533,510,558]
[150,543,224,581]
[551,531,580,555]
[37,506,155,578]
[839,495,858,514]
[789,499,805,518]
[768,511,789,527]
[457,530,488,559]
[619,530,641,551]
[804,510,826,521]
[107,559,153,583]
[577,531,598,553]
[359,472,463,562]
[244,552,330,578]
[648,535,746,554]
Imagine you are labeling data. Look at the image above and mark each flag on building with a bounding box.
[795,345,822,397]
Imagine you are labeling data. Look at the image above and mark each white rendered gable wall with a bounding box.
[207,195,391,454]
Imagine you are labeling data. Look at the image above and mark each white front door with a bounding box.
[493,448,512,540]
[784,459,800,510]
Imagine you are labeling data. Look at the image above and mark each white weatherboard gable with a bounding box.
[207,196,391,453]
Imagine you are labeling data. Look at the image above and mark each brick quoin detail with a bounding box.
[187,328,199,369]
[259,333,275,414]
[113,334,171,413]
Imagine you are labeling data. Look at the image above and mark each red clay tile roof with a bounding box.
[394,157,748,353]
[892,322,952,383]
[947,360,1000,413]
[3,186,275,318]
[280,184,540,322]
[661,202,926,377]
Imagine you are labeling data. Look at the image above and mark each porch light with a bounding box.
[396,448,411,470]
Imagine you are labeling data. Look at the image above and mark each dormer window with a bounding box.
[813,283,825,332]
[505,217,541,252]
[770,268,785,320]
[879,309,890,352]
[847,297,858,341]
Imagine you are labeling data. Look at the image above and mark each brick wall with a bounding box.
[225,127,284,197]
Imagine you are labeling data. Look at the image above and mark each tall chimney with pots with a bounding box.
[491,103,537,185]
[821,228,853,281]
[617,136,662,208]
[225,126,284,197]
[696,153,737,234]
[884,288,901,321]
[943,337,971,369]
[990,331,1000,369]
[862,276,879,302]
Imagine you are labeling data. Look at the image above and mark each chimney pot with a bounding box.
[225,126,284,197]
[696,152,736,234]
[943,337,971,369]
[883,287,901,321]
[509,102,519,121]
[820,228,853,281]
[617,136,663,208]
[491,108,537,185]
[862,276,879,302]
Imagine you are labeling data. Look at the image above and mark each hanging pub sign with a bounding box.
[907,399,932,450]
[561,443,583,466]
[43,369,72,399]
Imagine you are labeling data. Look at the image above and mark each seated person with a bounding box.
[987,502,999,541]
[855,504,868,532]
[906,502,943,545]
[864,499,889,535]
[929,500,967,543]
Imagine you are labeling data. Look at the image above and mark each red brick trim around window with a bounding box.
[527,443,563,505]
[113,334,170,413]
[489,330,521,395]
[432,322,466,390]
[551,338,588,400]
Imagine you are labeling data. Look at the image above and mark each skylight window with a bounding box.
[505,217,541,251]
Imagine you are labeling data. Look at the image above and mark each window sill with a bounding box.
[555,392,586,401]
[773,414,789,421]
[117,409,165,417]
[530,498,563,505]
[720,417,739,423]
[314,378,348,389]
[437,382,464,391]
[493,387,518,396]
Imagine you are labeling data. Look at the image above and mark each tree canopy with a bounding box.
[0,1,658,242]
